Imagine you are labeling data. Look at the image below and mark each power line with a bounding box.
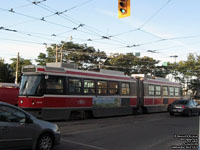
[138,0,172,29]
[27,0,133,46]
[0,37,46,45]
[1,1,131,48]
[107,0,172,39]
[27,0,103,37]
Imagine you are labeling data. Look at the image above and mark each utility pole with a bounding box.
[60,36,72,63]
[56,45,58,62]
[170,55,178,82]
[60,48,63,63]
[15,52,19,84]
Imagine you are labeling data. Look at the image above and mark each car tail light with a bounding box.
[182,105,186,109]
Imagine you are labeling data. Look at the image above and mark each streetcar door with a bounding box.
[136,78,144,108]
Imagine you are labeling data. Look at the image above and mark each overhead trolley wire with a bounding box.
[27,0,103,37]
[107,0,172,39]
[138,0,172,29]
[0,37,46,45]
[27,0,132,46]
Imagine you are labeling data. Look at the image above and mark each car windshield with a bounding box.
[173,100,188,104]
[19,75,43,96]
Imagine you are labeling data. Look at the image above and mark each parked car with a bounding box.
[168,99,200,116]
[0,101,60,150]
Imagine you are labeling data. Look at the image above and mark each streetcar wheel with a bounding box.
[85,111,93,119]
[37,133,54,150]
[137,107,143,115]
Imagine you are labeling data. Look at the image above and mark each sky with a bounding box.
[1,0,200,65]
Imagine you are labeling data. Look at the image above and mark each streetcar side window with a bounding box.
[84,80,95,95]
[162,86,168,96]
[97,81,107,95]
[148,85,155,96]
[68,78,82,94]
[109,82,119,95]
[121,83,130,95]
[45,76,64,94]
[169,87,174,96]
[155,86,161,96]
[175,87,179,96]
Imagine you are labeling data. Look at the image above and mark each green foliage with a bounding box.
[104,53,159,76]
[0,59,15,82]
[10,57,32,82]
[188,79,200,98]
[36,42,107,70]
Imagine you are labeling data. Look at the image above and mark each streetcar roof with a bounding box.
[22,64,181,86]
[22,64,135,82]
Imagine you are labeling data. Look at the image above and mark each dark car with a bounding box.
[0,101,60,150]
[168,99,200,116]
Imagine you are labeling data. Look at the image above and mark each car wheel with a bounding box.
[187,110,192,117]
[37,133,54,150]
[170,112,174,116]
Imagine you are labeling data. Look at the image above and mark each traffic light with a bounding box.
[118,0,130,18]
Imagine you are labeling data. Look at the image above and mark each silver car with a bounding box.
[0,101,60,150]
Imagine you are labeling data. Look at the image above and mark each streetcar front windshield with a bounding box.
[19,75,43,96]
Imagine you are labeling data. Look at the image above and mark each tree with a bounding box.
[36,42,107,70]
[174,53,200,98]
[0,59,15,83]
[10,57,32,82]
[103,53,138,75]
[137,56,159,75]
[104,53,159,76]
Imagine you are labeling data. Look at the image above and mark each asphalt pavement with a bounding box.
[54,113,199,150]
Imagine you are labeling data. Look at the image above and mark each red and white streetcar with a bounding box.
[18,63,181,120]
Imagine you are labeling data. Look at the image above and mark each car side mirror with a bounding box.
[25,115,33,124]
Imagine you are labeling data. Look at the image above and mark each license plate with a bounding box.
[173,109,178,112]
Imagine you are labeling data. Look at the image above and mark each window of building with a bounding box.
[45,75,64,94]
[68,78,82,94]
[84,80,95,95]
[155,86,161,96]
[175,87,179,96]
[169,87,174,96]
[109,82,119,95]
[97,81,107,95]
[162,86,168,96]
[149,85,155,96]
[121,83,130,95]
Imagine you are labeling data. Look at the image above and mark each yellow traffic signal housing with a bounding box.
[118,0,130,18]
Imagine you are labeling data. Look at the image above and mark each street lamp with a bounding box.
[170,55,178,63]
[147,50,158,53]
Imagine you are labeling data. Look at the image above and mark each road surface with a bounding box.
[54,113,199,150]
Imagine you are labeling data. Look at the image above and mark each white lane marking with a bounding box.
[61,139,109,150]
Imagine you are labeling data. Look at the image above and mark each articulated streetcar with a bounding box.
[18,63,181,120]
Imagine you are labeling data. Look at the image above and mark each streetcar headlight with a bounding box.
[20,100,23,104]
[32,100,35,105]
